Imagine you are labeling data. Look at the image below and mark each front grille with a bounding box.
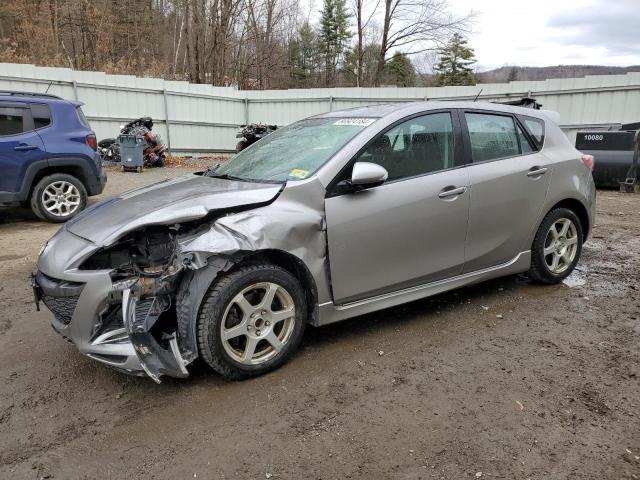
[42,295,79,325]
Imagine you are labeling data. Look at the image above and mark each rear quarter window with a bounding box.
[31,103,52,129]
[76,107,91,128]
[519,115,545,148]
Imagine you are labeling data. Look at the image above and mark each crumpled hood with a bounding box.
[65,174,282,246]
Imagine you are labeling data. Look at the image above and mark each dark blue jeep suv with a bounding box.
[0,91,107,222]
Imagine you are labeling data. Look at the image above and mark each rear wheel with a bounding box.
[197,264,307,380]
[528,208,583,284]
[30,174,87,223]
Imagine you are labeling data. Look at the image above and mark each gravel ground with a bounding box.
[0,168,639,480]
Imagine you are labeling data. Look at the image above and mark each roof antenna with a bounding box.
[473,88,483,102]
[44,81,53,94]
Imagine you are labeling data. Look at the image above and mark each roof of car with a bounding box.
[314,100,549,120]
[0,90,81,106]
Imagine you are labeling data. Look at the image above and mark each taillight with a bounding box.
[86,134,97,151]
[581,154,594,172]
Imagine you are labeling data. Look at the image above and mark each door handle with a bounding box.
[527,167,548,177]
[438,186,467,199]
[14,145,38,151]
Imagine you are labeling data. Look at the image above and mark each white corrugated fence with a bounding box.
[1,63,639,155]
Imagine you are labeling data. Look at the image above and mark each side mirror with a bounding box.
[350,162,388,189]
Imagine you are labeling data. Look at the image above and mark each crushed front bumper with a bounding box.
[34,230,189,382]
[33,269,147,375]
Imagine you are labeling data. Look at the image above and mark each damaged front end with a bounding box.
[35,173,327,383]
[74,225,191,382]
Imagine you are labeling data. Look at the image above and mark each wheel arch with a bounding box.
[234,249,320,327]
[26,162,91,201]
[176,249,320,363]
[545,198,590,241]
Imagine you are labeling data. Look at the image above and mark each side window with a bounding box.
[520,116,545,147]
[516,122,535,153]
[465,113,520,162]
[31,104,52,129]
[357,112,455,182]
[0,107,25,136]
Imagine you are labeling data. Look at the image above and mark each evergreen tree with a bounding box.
[290,21,321,87]
[434,33,477,86]
[383,52,416,87]
[319,0,351,86]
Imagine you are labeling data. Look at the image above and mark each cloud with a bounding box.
[547,0,640,58]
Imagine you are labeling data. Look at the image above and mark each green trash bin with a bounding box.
[118,134,145,172]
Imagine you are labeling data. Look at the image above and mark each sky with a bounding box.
[449,0,640,69]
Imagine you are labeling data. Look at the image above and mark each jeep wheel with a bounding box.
[197,264,307,380]
[30,174,87,223]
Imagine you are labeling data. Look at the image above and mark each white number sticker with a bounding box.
[585,134,604,141]
[333,118,376,126]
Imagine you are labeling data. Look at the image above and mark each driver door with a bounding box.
[324,111,470,304]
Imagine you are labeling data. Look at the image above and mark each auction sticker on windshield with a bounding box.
[333,118,376,126]
[289,168,310,179]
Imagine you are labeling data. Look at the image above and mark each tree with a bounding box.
[374,0,471,86]
[318,0,351,86]
[289,21,322,87]
[434,33,476,86]
[383,52,415,86]
[351,0,379,87]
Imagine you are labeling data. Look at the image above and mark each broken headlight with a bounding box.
[80,226,178,276]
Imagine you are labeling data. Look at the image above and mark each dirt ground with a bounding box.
[0,167,639,480]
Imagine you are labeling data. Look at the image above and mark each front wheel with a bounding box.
[528,208,583,284]
[196,264,307,380]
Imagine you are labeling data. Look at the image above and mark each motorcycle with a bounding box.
[98,117,167,167]
[235,123,277,152]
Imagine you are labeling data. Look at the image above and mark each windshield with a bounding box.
[213,117,376,182]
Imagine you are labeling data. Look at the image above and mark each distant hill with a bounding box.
[476,65,640,84]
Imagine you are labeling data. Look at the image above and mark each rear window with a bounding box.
[76,107,91,128]
[31,103,51,129]
[575,131,635,151]
[0,107,24,136]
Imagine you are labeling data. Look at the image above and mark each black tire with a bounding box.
[528,207,583,284]
[98,138,116,149]
[196,264,307,380]
[30,174,87,223]
[152,155,165,168]
[235,140,248,153]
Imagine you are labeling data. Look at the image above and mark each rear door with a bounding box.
[0,103,47,195]
[325,110,469,304]
[461,111,552,272]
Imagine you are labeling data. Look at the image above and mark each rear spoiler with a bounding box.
[496,97,542,110]
[495,97,559,124]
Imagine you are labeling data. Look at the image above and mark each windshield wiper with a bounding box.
[206,172,250,182]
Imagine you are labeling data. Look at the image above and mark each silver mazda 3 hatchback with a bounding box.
[33,102,596,382]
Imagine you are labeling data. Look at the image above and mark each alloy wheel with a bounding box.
[543,218,579,274]
[41,181,81,217]
[220,282,296,365]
